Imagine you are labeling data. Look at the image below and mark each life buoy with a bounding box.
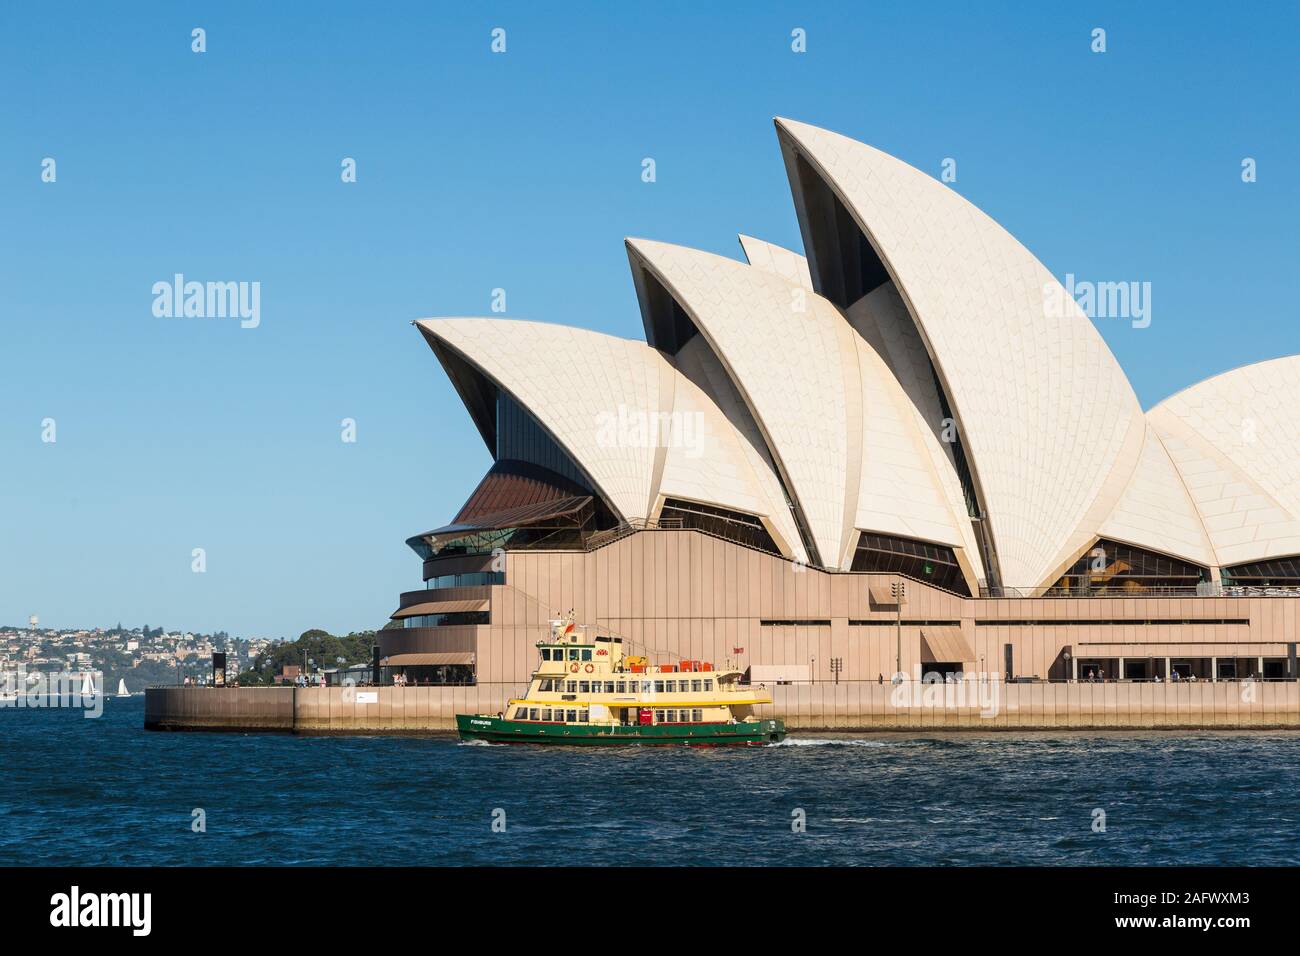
[584,664,594,673]
[569,663,579,673]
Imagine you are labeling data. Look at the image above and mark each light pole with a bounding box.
[891,580,906,681]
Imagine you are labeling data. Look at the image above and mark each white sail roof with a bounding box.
[1148,356,1300,568]
[627,237,981,583]
[417,119,1300,591]
[775,117,1147,589]
[737,234,814,290]
[846,283,986,584]
[627,238,857,567]
[1098,425,1217,569]
[741,242,984,580]
[416,318,804,558]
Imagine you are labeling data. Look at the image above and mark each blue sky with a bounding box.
[2,1,1296,638]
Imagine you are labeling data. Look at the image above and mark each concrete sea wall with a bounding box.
[145,681,1300,734]
[767,680,1300,730]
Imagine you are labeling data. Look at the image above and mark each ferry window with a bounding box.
[692,709,703,722]
[690,680,700,692]
[578,681,589,693]
[566,681,576,693]
[642,681,654,694]
[666,681,676,692]
[514,707,528,720]
[529,708,539,720]
[568,649,579,661]
[578,710,589,723]
[566,709,577,722]
[541,709,552,721]
[654,681,665,693]
[616,681,626,693]
[581,649,592,661]
[604,681,615,693]
[667,710,676,723]
[704,680,713,691]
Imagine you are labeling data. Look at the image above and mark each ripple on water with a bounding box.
[4,704,1300,866]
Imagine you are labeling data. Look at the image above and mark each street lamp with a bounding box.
[891,580,907,681]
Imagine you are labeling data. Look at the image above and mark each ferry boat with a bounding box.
[456,614,786,746]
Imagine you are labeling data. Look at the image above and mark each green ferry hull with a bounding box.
[457,714,786,746]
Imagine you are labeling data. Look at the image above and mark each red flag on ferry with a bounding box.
[564,622,575,635]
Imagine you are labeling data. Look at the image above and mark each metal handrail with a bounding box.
[981,584,1300,599]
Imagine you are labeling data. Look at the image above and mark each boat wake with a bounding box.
[773,737,887,748]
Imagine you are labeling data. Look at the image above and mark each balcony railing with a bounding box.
[980,584,1300,599]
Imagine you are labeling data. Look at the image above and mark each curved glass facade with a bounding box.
[851,531,970,596]
[402,611,491,628]
[496,393,592,492]
[1222,556,1300,588]
[425,571,505,589]
[1051,539,1206,595]
[658,498,780,555]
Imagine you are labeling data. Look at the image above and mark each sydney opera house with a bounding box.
[378,118,1300,722]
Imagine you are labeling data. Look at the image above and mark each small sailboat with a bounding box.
[81,672,95,698]
[116,678,131,698]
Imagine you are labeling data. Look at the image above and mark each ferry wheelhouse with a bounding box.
[456,614,786,745]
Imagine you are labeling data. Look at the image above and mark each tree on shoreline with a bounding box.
[238,628,376,685]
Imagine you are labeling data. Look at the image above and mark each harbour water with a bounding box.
[3,698,1298,866]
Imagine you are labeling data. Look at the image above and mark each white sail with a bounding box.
[81,672,94,696]
[117,678,130,697]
